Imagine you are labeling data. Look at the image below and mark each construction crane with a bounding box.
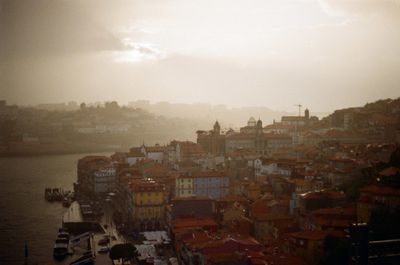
[294,104,302,116]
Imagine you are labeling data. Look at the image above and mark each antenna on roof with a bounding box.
[294,104,302,116]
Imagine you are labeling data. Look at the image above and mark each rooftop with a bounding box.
[290,230,343,241]
[360,185,400,197]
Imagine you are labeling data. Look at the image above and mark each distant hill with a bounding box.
[323,97,400,130]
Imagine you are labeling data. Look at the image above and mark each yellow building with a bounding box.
[128,178,166,231]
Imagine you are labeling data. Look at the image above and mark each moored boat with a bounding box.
[53,239,69,259]
[63,197,71,207]
[53,228,70,259]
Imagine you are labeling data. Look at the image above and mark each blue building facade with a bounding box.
[192,173,230,199]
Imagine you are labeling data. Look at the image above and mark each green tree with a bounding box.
[319,236,350,265]
[109,243,137,262]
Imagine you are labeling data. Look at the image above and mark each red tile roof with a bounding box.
[290,230,343,241]
[172,196,214,202]
[300,190,345,200]
[379,167,400,177]
[172,217,218,233]
[360,185,400,197]
[145,145,166,152]
[178,170,227,178]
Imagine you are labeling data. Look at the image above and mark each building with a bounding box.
[76,156,116,197]
[304,206,356,232]
[179,235,266,265]
[125,147,146,166]
[197,121,226,155]
[175,170,230,199]
[289,230,341,265]
[175,141,206,162]
[281,108,310,127]
[167,196,215,222]
[124,178,166,231]
[141,144,166,163]
[198,117,301,156]
[298,191,346,215]
[357,185,400,223]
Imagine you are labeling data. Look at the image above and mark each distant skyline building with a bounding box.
[197,109,315,156]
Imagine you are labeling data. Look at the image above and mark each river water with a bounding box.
[0,153,110,265]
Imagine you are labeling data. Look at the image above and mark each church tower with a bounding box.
[255,119,264,155]
[305,108,310,119]
[213,121,221,135]
[212,121,221,155]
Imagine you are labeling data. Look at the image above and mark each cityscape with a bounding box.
[1,98,400,264]
[1,0,400,265]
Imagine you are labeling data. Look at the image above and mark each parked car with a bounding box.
[98,246,110,254]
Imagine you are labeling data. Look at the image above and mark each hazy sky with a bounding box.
[1,0,399,112]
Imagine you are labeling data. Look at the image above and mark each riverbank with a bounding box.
[0,146,123,158]
[0,153,104,264]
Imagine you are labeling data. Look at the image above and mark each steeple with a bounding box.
[305,108,310,119]
[257,118,262,128]
[213,120,221,135]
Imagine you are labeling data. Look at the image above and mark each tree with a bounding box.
[105,101,119,110]
[80,102,86,110]
[109,243,137,262]
[319,236,350,265]
[369,205,400,240]
[389,145,400,168]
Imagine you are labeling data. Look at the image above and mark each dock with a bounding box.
[44,187,73,202]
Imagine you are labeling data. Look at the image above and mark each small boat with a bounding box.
[45,188,53,201]
[58,231,70,240]
[63,197,71,207]
[53,228,70,259]
[53,239,69,259]
[53,188,63,201]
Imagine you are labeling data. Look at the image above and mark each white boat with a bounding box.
[53,228,70,259]
[53,239,69,259]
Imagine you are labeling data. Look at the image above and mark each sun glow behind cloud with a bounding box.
[111,0,350,61]
[113,38,165,63]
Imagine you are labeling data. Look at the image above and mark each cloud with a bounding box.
[0,0,122,59]
[319,0,400,16]
[113,44,166,63]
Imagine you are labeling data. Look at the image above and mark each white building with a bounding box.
[93,167,116,193]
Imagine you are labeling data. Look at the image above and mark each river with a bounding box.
[0,153,110,265]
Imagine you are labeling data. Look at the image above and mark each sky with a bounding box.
[1,0,400,112]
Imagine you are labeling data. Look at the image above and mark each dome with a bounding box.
[248,117,256,127]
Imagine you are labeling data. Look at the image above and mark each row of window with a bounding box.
[138,192,161,197]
